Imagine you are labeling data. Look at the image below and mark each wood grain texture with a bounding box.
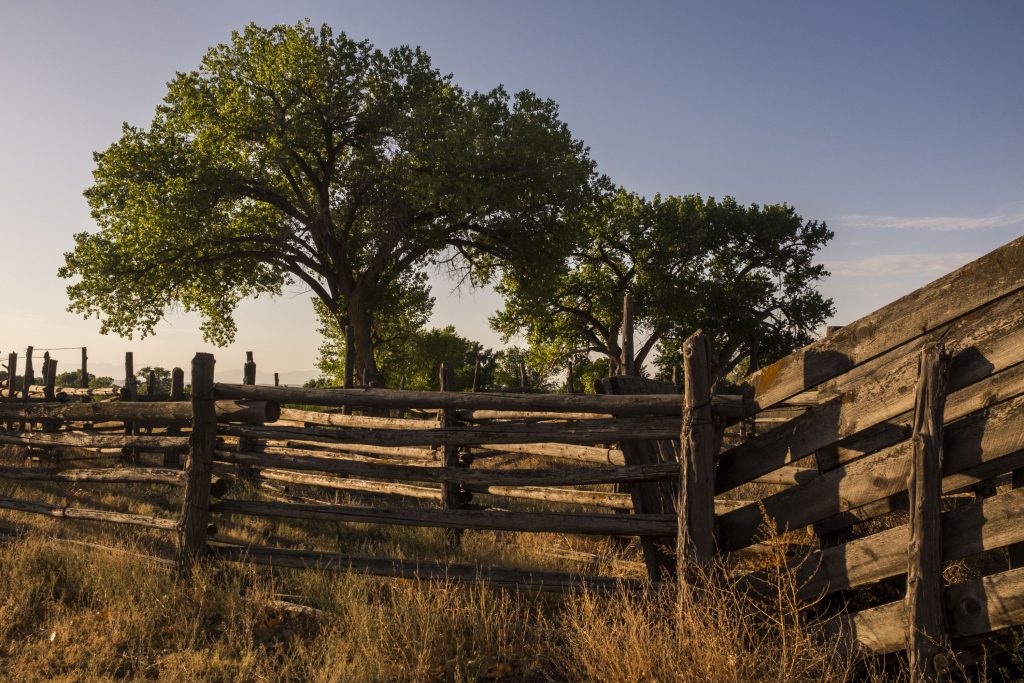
[214,449,678,487]
[210,498,677,536]
[717,290,1024,492]
[905,343,950,682]
[739,235,1024,412]
[176,353,215,570]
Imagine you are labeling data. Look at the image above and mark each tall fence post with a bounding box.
[165,367,185,467]
[41,352,50,398]
[80,347,91,404]
[439,361,463,549]
[123,351,137,463]
[906,343,950,682]
[43,356,56,402]
[177,352,216,572]
[5,352,16,404]
[22,346,33,403]
[243,351,256,385]
[238,352,257,478]
[679,330,716,579]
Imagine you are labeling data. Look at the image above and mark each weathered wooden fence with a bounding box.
[2,234,1024,676]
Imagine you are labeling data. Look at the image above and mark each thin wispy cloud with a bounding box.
[839,210,1024,232]
[827,252,980,277]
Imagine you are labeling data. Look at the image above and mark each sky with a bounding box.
[1,1,1021,383]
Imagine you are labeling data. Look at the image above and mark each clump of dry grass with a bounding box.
[553,541,856,683]
[0,530,554,682]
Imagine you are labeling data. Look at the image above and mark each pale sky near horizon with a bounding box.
[1,1,1022,383]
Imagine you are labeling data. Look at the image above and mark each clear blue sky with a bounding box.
[2,1,1022,382]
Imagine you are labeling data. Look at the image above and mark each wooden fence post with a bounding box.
[274,372,279,387]
[177,352,216,572]
[439,361,463,549]
[237,352,257,478]
[123,352,137,463]
[5,352,15,403]
[243,351,256,385]
[621,292,635,376]
[43,356,56,401]
[679,330,716,578]
[165,367,185,467]
[80,347,91,404]
[22,346,33,403]
[906,342,950,682]
[41,352,50,397]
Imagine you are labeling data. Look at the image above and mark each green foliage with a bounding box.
[317,323,497,392]
[61,20,600,383]
[137,366,172,394]
[89,375,116,389]
[492,189,834,380]
[53,371,85,388]
[489,346,555,392]
[570,356,611,394]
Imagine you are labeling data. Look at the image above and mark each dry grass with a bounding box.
[0,444,996,682]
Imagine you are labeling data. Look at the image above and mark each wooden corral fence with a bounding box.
[2,234,1024,678]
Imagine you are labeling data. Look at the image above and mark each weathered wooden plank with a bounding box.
[0,466,184,486]
[680,331,716,571]
[718,381,1024,551]
[177,353,216,570]
[791,485,1024,600]
[213,382,747,417]
[472,442,626,465]
[717,290,1024,492]
[213,449,678,487]
[210,498,677,536]
[207,541,646,593]
[460,410,610,421]
[905,344,950,682]
[219,416,682,447]
[278,408,432,430]
[740,235,1024,411]
[0,495,178,530]
[0,399,279,424]
[0,431,189,449]
[259,439,437,461]
[841,564,1024,656]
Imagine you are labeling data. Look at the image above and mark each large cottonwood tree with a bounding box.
[61,22,600,383]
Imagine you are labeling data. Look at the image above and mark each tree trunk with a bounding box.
[344,295,382,387]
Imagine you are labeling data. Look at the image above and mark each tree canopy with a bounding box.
[491,189,835,380]
[61,21,601,384]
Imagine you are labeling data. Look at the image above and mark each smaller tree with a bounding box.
[492,189,834,380]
